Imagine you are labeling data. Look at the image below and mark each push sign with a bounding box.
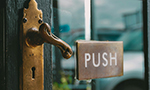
[76,40,123,80]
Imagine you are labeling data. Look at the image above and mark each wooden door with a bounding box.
[0,0,52,90]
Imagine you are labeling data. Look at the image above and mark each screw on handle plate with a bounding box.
[25,23,73,59]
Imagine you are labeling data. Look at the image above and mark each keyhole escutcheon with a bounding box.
[32,67,36,79]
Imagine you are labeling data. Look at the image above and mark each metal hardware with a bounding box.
[23,18,27,23]
[76,40,123,80]
[20,0,72,90]
[39,23,73,59]
[38,19,43,24]
[25,23,73,59]
[20,0,44,90]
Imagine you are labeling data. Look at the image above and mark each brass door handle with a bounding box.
[20,0,72,90]
[39,23,73,59]
[25,23,73,59]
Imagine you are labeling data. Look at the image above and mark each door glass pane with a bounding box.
[52,0,144,90]
[93,0,144,90]
[52,0,88,90]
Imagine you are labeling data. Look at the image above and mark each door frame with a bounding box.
[143,0,149,90]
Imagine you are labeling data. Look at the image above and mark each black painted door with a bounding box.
[0,0,52,90]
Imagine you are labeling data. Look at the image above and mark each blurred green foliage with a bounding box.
[53,72,72,90]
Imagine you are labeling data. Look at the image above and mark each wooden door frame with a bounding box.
[143,0,149,90]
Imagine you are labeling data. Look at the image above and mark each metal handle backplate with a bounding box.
[20,0,72,90]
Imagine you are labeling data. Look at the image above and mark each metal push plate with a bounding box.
[76,40,123,80]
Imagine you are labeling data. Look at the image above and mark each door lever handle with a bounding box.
[25,23,73,59]
[39,23,73,59]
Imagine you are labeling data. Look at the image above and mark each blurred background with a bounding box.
[52,0,144,90]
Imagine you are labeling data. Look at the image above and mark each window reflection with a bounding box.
[53,0,144,90]
[94,0,144,90]
[53,0,86,90]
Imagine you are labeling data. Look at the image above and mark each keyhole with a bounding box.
[32,67,36,79]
